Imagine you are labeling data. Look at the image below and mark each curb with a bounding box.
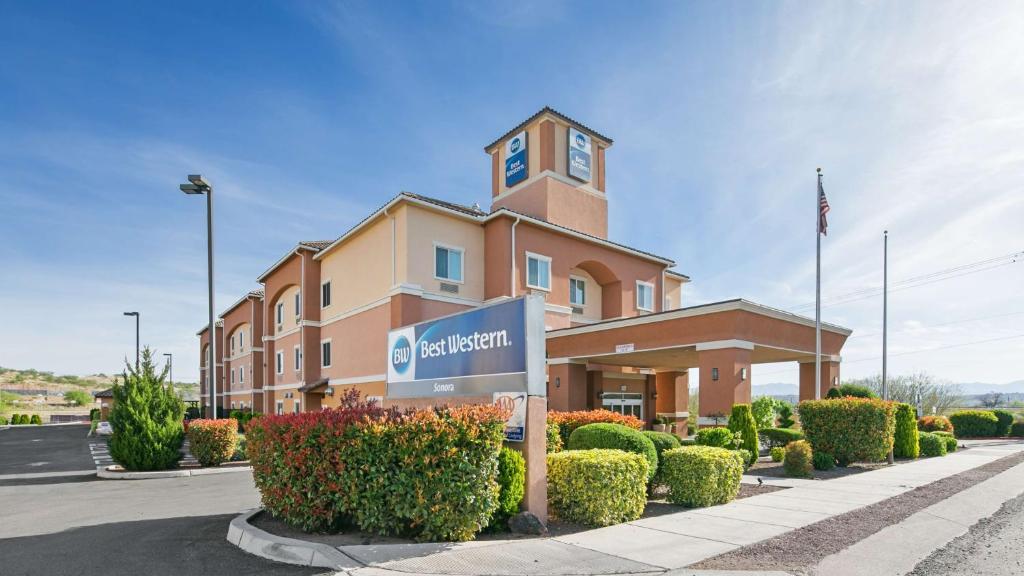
[97,464,252,480]
[227,509,359,570]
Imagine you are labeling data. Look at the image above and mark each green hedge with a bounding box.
[798,398,895,466]
[893,403,920,459]
[784,440,813,477]
[642,430,681,483]
[759,427,804,449]
[918,432,947,457]
[992,410,1014,436]
[695,427,734,448]
[660,446,743,507]
[826,384,877,399]
[1011,422,1024,437]
[727,404,759,457]
[488,447,525,530]
[568,423,659,482]
[948,410,999,438]
[918,415,954,433]
[547,449,649,526]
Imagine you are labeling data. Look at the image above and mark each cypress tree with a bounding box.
[728,404,759,457]
[108,348,185,471]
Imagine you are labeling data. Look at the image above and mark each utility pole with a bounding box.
[884,230,893,465]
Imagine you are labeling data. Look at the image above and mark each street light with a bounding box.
[123,311,140,371]
[163,352,173,388]
[180,174,216,418]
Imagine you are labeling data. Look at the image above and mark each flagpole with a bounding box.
[815,168,822,400]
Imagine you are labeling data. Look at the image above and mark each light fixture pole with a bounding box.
[163,352,173,387]
[123,312,140,371]
[884,230,893,465]
[180,175,216,418]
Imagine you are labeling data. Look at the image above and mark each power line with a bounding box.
[847,310,1024,339]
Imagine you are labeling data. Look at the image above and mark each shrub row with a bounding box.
[1011,422,1024,438]
[548,410,643,447]
[187,418,239,467]
[247,392,506,541]
[948,410,999,438]
[568,423,658,482]
[6,414,41,425]
[798,398,895,466]
[547,449,648,526]
[760,427,804,449]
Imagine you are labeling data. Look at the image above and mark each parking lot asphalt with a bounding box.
[0,424,319,576]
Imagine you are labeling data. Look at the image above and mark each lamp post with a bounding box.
[180,174,216,418]
[163,352,173,388]
[123,312,140,371]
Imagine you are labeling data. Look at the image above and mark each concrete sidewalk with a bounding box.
[329,440,1024,576]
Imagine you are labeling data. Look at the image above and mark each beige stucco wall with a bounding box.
[228,322,251,357]
[665,277,683,310]
[403,204,485,302]
[273,285,301,334]
[319,215,393,318]
[568,267,602,323]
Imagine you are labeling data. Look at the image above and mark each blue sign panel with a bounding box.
[504,131,528,187]
[568,127,591,182]
[387,298,528,398]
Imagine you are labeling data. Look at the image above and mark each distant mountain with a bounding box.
[752,383,798,397]
[751,380,1024,398]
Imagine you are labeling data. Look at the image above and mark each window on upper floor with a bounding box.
[434,244,464,283]
[239,330,244,351]
[230,336,235,353]
[276,302,284,328]
[294,291,301,318]
[275,351,284,375]
[294,346,302,371]
[230,369,235,384]
[238,366,244,384]
[526,252,551,291]
[321,280,332,308]
[321,340,332,368]
[569,277,586,306]
[636,281,654,312]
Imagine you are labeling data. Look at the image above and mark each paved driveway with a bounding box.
[0,424,319,576]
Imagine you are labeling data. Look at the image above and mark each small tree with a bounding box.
[727,404,759,457]
[109,348,185,471]
[751,396,778,429]
[65,390,92,406]
[776,402,796,428]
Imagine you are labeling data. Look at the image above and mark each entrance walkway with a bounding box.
[334,440,1024,576]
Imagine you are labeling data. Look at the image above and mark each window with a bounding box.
[230,369,235,384]
[601,392,643,419]
[275,351,284,375]
[231,402,236,410]
[636,281,654,312]
[321,280,332,308]
[294,291,301,317]
[230,336,235,353]
[240,401,246,411]
[434,245,464,282]
[569,277,586,306]
[238,366,244,384]
[526,252,551,291]
[276,401,284,415]
[293,346,301,371]
[293,400,301,414]
[321,339,332,368]
[276,302,284,327]
[239,330,244,351]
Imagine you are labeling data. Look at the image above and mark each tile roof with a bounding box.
[249,289,265,299]
[298,240,332,250]
[484,106,614,152]
[94,388,113,398]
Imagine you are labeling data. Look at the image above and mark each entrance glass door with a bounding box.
[601,392,643,419]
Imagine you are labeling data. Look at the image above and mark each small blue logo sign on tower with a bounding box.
[504,130,528,187]
[568,127,592,182]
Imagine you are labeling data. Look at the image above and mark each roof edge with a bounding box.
[484,107,613,153]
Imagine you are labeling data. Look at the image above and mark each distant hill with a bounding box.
[752,383,798,397]
[0,367,197,399]
[752,380,1024,402]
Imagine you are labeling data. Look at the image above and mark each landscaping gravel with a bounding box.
[908,491,1024,576]
[692,450,1024,574]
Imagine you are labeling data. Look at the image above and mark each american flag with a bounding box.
[818,176,830,236]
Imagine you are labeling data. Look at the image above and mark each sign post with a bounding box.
[386,295,548,522]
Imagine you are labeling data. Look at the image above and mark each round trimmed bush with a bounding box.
[727,404,759,457]
[489,447,525,530]
[547,449,648,526]
[187,419,239,467]
[918,415,954,433]
[770,446,785,462]
[642,430,681,482]
[992,410,1014,436]
[660,446,743,507]
[695,426,734,448]
[1010,421,1024,438]
[918,432,947,457]
[569,423,658,481]
[30,414,43,425]
[948,410,999,438]
[894,403,920,459]
[759,427,804,449]
[812,451,835,471]
[784,440,813,477]
[546,421,563,453]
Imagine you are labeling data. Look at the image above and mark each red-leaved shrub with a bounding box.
[548,409,644,446]
[917,415,954,433]
[187,419,239,467]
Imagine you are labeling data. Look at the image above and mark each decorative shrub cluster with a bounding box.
[783,440,813,477]
[488,447,525,530]
[695,426,734,448]
[798,398,895,466]
[893,403,920,459]
[825,384,877,399]
[918,415,954,433]
[812,451,835,471]
[187,418,239,467]
[918,432,948,457]
[727,404,759,457]
[660,446,743,507]
[247,391,506,541]
[759,428,804,449]
[948,410,1000,438]
[546,421,563,453]
[932,431,958,452]
[108,349,185,471]
[770,446,785,462]
[992,410,1014,437]
[568,423,658,481]
[548,410,643,447]
[547,449,648,526]
[7,414,36,425]
[1010,421,1024,437]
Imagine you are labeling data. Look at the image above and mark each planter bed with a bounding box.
[749,454,922,480]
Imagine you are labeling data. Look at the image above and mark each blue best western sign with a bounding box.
[387,298,535,398]
[568,127,591,182]
[504,130,528,187]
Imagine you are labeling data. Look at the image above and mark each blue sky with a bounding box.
[1,1,1022,386]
